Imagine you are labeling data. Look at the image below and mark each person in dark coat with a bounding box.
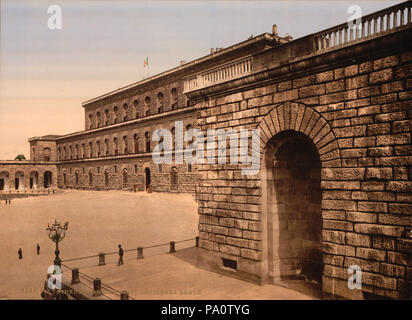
[118,244,124,266]
[36,243,40,255]
[18,248,23,259]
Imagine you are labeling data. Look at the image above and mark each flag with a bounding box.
[144,57,148,67]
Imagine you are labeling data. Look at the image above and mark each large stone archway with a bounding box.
[259,102,340,295]
[30,171,39,189]
[0,171,10,191]
[14,171,25,191]
[44,171,52,188]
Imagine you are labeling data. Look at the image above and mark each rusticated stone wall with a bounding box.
[56,106,197,193]
[195,49,411,299]
[57,159,196,193]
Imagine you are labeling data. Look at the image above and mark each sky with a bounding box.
[0,0,401,160]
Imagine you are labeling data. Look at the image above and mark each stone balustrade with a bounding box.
[315,1,411,51]
[184,57,253,93]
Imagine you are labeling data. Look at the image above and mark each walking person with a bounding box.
[117,244,124,266]
[18,248,23,260]
[36,243,40,255]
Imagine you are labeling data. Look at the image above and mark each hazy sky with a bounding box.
[0,0,401,159]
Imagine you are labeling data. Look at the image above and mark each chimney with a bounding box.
[272,24,278,36]
[210,48,215,54]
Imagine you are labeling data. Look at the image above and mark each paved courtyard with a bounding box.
[0,190,313,300]
[0,190,198,299]
[61,247,312,300]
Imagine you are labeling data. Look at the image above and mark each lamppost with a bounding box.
[46,220,69,267]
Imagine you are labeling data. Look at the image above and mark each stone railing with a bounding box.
[315,1,411,51]
[0,188,56,195]
[184,56,253,93]
[41,237,198,299]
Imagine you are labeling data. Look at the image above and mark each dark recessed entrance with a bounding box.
[145,167,151,190]
[265,131,322,297]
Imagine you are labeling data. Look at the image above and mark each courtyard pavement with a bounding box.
[62,247,313,300]
[0,190,313,300]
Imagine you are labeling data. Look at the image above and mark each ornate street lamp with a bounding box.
[46,220,69,267]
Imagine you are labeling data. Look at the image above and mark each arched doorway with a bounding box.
[0,171,9,191]
[15,171,25,190]
[30,171,39,189]
[145,167,151,190]
[104,170,109,187]
[264,131,322,295]
[75,172,79,186]
[44,171,52,188]
[170,166,178,191]
[122,169,128,186]
[88,171,93,186]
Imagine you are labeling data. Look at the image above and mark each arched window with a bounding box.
[170,167,178,190]
[96,141,101,157]
[63,146,67,160]
[63,172,67,186]
[43,147,51,162]
[81,143,85,158]
[113,106,118,124]
[171,88,178,110]
[75,172,79,185]
[89,141,93,158]
[133,100,139,119]
[75,144,79,159]
[133,134,139,153]
[96,112,101,128]
[145,97,151,116]
[114,137,118,155]
[104,139,109,156]
[159,136,165,157]
[69,146,73,159]
[185,124,194,148]
[157,92,164,113]
[88,113,93,130]
[123,135,128,154]
[145,132,150,152]
[88,171,93,186]
[123,103,128,121]
[104,109,109,126]
[122,169,128,185]
[58,147,61,161]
